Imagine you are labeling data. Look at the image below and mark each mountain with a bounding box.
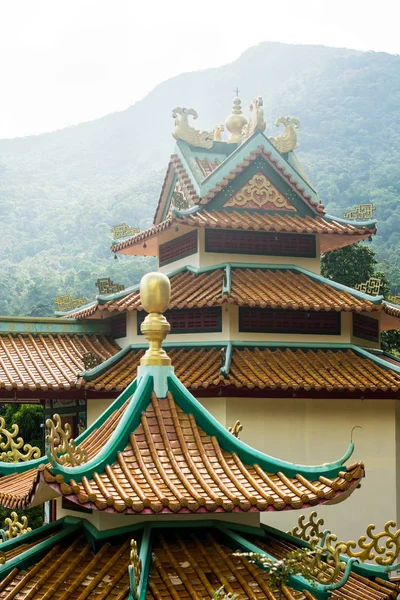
[1,41,400,316]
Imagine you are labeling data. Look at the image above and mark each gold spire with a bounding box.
[225,91,248,143]
[140,272,171,366]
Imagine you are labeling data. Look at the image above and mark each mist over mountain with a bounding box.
[1,41,400,316]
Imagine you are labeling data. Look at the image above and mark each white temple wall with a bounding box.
[200,395,397,544]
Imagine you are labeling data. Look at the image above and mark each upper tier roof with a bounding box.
[60,263,385,319]
[0,517,397,600]
[0,371,363,513]
[111,132,377,256]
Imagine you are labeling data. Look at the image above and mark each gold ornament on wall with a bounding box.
[172,107,214,149]
[270,116,300,153]
[46,414,87,467]
[0,417,41,462]
[224,172,296,211]
[355,277,382,296]
[54,294,87,312]
[228,420,243,439]
[343,203,376,220]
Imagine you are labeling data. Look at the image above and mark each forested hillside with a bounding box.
[1,41,400,316]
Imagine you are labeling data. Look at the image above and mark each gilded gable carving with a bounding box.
[223,172,297,211]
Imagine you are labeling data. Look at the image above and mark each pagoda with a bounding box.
[51,95,400,541]
[0,271,398,599]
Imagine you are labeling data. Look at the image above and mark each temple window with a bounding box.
[159,230,198,266]
[239,308,341,335]
[138,307,222,334]
[352,313,379,342]
[205,229,316,257]
[110,313,127,338]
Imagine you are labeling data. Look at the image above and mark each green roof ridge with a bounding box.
[324,213,377,228]
[47,373,153,481]
[168,373,354,479]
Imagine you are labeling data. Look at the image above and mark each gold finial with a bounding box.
[140,272,171,367]
[269,116,300,153]
[225,92,248,144]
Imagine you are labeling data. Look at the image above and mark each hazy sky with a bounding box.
[1,0,399,138]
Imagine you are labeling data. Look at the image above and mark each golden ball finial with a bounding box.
[140,272,170,314]
[140,272,171,367]
[225,95,248,144]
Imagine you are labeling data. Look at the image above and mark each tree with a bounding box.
[321,244,377,288]
[322,243,400,355]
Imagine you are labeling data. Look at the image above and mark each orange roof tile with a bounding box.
[43,392,363,514]
[0,333,119,391]
[111,210,376,254]
[84,346,400,393]
[93,268,377,315]
[1,525,394,599]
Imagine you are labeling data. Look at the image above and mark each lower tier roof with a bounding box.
[0,518,397,600]
[0,332,119,391]
[0,373,363,513]
[83,345,400,394]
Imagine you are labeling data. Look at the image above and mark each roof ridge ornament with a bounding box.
[241,96,266,141]
[46,413,88,466]
[225,94,248,143]
[0,417,41,462]
[270,116,300,154]
[140,272,171,367]
[172,107,214,149]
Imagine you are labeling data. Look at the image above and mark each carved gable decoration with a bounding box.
[223,172,297,211]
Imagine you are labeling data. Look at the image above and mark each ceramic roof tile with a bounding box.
[0,525,397,600]
[40,391,363,514]
[84,347,400,393]
[0,333,119,391]
[111,210,376,254]
[84,268,376,316]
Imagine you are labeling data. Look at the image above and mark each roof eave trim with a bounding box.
[324,213,377,229]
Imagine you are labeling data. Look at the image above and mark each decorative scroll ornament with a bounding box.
[388,295,400,305]
[288,511,325,544]
[213,124,225,141]
[172,107,214,149]
[111,223,140,239]
[172,188,189,211]
[355,276,382,296]
[54,294,87,312]
[290,514,400,568]
[224,172,296,211]
[1,512,31,540]
[270,116,300,154]
[129,539,142,599]
[0,552,5,565]
[241,97,266,140]
[0,417,41,462]
[46,414,87,467]
[228,420,243,439]
[343,203,376,220]
[82,351,102,371]
[96,277,125,295]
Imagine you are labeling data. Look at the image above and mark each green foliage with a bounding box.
[1,43,400,316]
[0,404,44,530]
[212,587,238,600]
[321,243,377,288]
[233,549,313,599]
